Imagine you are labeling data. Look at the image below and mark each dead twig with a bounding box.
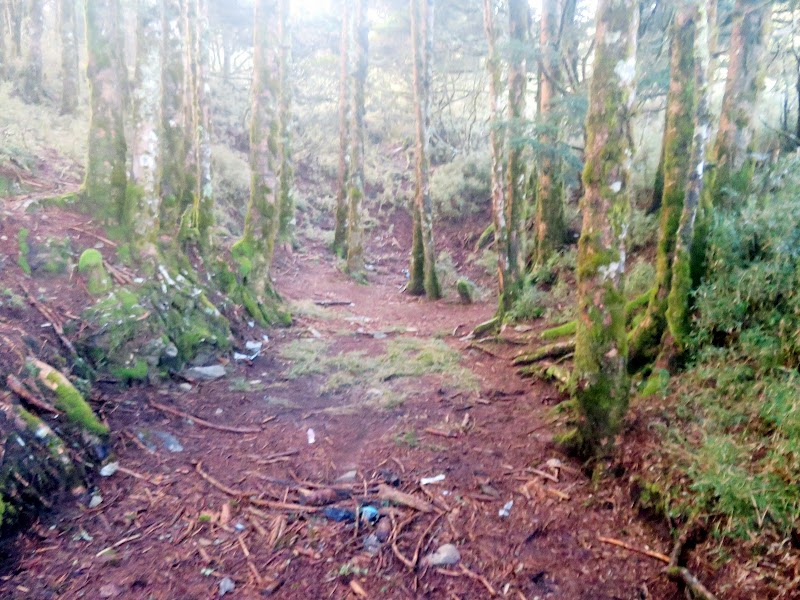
[378,484,434,513]
[150,400,261,434]
[69,226,118,247]
[597,536,670,564]
[6,374,61,415]
[20,283,77,357]
[665,567,718,600]
[313,300,354,307]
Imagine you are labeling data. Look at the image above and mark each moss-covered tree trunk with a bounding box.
[332,0,352,257]
[159,0,187,231]
[666,0,711,354]
[482,0,511,316]
[628,2,697,369]
[572,0,637,456]
[277,0,294,243]
[345,0,368,277]
[236,0,281,316]
[84,0,127,223]
[707,0,771,208]
[533,0,565,265]
[186,0,213,249]
[131,0,162,254]
[408,0,440,299]
[22,0,43,103]
[504,0,526,296]
[60,0,79,114]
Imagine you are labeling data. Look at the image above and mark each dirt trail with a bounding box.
[0,238,677,599]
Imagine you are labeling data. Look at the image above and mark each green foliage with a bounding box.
[110,360,148,384]
[627,207,658,251]
[45,371,108,436]
[429,152,490,217]
[641,157,800,541]
[507,285,547,321]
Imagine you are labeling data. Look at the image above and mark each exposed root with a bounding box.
[149,400,262,434]
[514,341,575,365]
[519,362,571,387]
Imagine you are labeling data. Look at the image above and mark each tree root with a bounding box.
[514,340,575,365]
[519,362,571,387]
[471,316,501,338]
[665,522,717,600]
[540,320,576,340]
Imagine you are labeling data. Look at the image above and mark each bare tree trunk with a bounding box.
[629,1,699,369]
[160,0,187,228]
[131,0,162,255]
[409,0,440,299]
[0,0,6,79]
[22,0,43,102]
[708,0,771,208]
[83,0,128,223]
[235,0,280,312]
[572,0,638,456]
[534,0,565,265]
[504,0,526,297]
[482,0,511,316]
[666,0,711,355]
[332,0,351,257]
[60,0,80,114]
[9,0,22,58]
[277,0,294,243]
[345,0,368,277]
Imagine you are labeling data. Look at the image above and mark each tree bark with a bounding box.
[504,0,526,294]
[573,0,638,456]
[131,0,162,254]
[409,0,440,299]
[277,0,294,243]
[482,0,511,316]
[333,0,351,257]
[186,0,213,249]
[9,0,22,58]
[629,2,698,370]
[345,0,368,276]
[60,0,80,114]
[159,0,187,228]
[22,0,43,103]
[708,0,771,208]
[534,0,566,265]
[666,0,711,354]
[237,0,280,303]
[84,0,128,223]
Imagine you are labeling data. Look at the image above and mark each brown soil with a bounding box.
[0,195,680,599]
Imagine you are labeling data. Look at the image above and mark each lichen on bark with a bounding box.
[572,0,638,456]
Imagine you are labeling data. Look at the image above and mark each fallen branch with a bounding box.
[467,342,505,359]
[149,400,261,434]
[104,260,134,285]
[665,567,718,600]
[597,536,670,563]
[514,341,575,365]
[69,226,118,247]
[459,564,497,596]
[6,374,61,415]
[21,283,77,357]
[313,300,353,307]
[471,316,500,338]
[378,484,434,513]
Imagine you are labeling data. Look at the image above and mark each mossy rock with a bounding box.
[79,267,232,377]
[28,237,73,276]
[456,278,475,304]
[78,249,112,295]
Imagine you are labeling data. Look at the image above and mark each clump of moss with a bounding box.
[45,371,108,436]
[78,249,112,294]
[110,359,148,384]
[456,278,475,304]
[17,228,31,275]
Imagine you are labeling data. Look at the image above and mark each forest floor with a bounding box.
[0,187,684,599]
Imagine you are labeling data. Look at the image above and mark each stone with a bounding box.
[186,365,226,381]
[422,543,461,567]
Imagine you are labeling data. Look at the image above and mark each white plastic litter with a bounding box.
[307,428,316,444]
[498,499,514,518]
[420,474,446,485]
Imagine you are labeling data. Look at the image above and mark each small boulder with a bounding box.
[78,249,112,295]
[186,365,226,381]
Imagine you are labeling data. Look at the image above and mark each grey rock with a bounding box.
[186,365,226,381]
[178,383,193,392]
[422,543,461,567]
[219,577,235,596]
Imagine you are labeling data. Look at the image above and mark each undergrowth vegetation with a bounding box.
[639,157,800,544]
